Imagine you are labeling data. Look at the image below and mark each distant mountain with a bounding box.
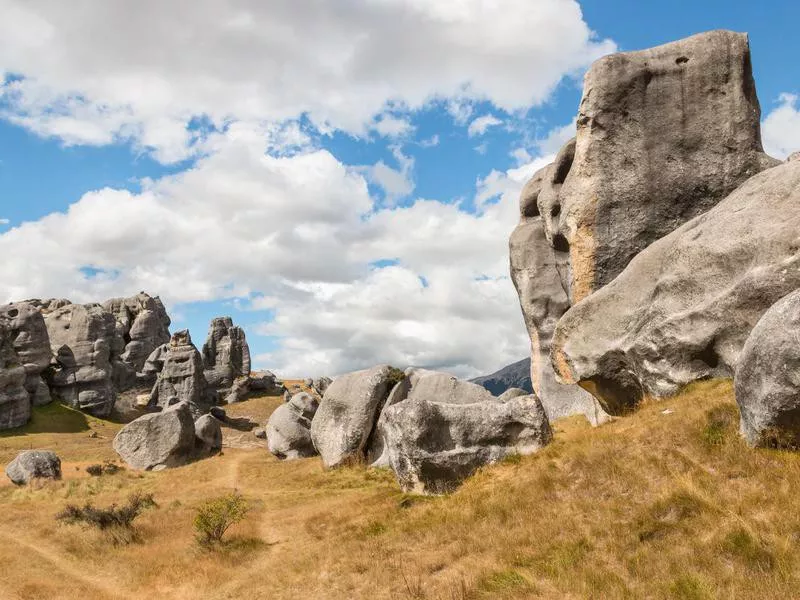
[470,358,533,396]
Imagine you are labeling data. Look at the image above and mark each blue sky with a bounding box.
[1,0,798,378]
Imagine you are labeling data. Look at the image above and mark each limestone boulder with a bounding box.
[735,290,800,447]
[310,365,397,468]
[380,394,552,495]
[103,292,171,389]
[266,392,319,460]
[5,450,61,485]
[202,317,251,391]
[553,160,800,415]
[0,322,31,429]
[367,376,412,467]
[194,414,223,453]
[406,369,494,405]
[0,302,52,407]
[113,401,196,470]
[148,330,211,416]
[545,30,778,303]
[44,303,118,417]
[248,370,285,395]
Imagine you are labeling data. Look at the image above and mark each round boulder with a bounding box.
[5,450,62,485]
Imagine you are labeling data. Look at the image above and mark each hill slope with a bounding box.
[471,358,533,395]
[1,380,799,599]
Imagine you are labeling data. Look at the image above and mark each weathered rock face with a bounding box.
[266,392,319,460]
[0,302,52,408]
[311,377,332,398]
[381,394,552,495]
[202,317,251,391]
[406,369,494,405]
[223,377,250,404]
[113,401,196,470]
[735,290,800,447]
[248,370,285,395]
[103,292,171,389]
[553,161,800,415]
[194,414,223,453]
[141,343,168,379]
[367,376,412,467]
[541,30,778,303]
[44,303,118,417]
[149,330,211,415]
[0,322,31,429]
[310,365,396,468]
[509,177,608,426]
[5,450,61,485]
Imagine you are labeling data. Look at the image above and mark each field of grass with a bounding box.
[2,379,800,599]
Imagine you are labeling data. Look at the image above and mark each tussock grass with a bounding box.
[2,381,800,598]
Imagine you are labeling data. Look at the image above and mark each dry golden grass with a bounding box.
[2,379,800,599]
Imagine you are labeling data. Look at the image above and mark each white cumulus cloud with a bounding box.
[763,93,800,159]
[468,114,503,137]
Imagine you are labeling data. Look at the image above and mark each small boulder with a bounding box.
[112,401,196,470]
[266,392,319,460]
[736,289,800,447]
[5,450,61,485]
[381,394,552,495]
[310,365,397,468]
[194,414,223,453]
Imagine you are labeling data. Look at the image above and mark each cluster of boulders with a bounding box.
[266,366,552,494]
[511,30,800,449]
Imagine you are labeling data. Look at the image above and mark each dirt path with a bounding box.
[0,530,132,599]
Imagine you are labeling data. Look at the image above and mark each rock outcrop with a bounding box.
[266,392,319,460]
[0,322,31,429]
[44,303,118,417]
[553,160,800,415]
[367,376,413,467]
[148,330,211,415]
[0,302,52,408]
[380,394,552,495]
[545,30,778,303]
[202,317,251,392]
[310,365,397,468]
[113,401,196,470]
[406,369,494,405]
[5,450,61,485]
[103,292,171,388]
[735,290,800,447]
[248,370,285,395]
[194,414,223,453]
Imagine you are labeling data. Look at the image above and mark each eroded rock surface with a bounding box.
[266,392,319,460]
[113,401,196,470]
[5,450,61,485]
[148,330,211,416]
[0,322,31,429]
[554,161,800,415]
[0,302,51,408]
[202,317,251,392]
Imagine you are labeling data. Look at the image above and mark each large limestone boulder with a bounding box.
[266,392,319,460]
[310,365,397,468]
[367,376,412,467]
[553,160,800,415]
[194,414,223,453]
[0,302,51,407]
[406,369,494,405]
[103,292,171,389]
[380,394,552,495]
[538,30,778,303]
[5,450,61,485]
[0,322,31,429]
[735,290,800,447]
[202,317,251,391]
[44,303,118,417]
[113,401,196,470]
[148,330,211,416]
[509,174,609,426]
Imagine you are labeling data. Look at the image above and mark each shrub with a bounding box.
[194,492,250,546]
[56,492,156,544]
[85,460,122,477]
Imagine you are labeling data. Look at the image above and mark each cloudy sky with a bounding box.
[1,0,798,379]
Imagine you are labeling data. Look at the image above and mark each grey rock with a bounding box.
[202,317,251,391]
[113,401,196,470]
[367,376,412,467]
[5,450,61,485]
[538,30,778,303]
[194,414,223,453]
[788,152,800,163]
[253,427,266,440]
[148,330,211,415]
[310,365,396,468]
[735,290,800,447]
[0,322,31,429]
[44,303,118,417]
[248,370,285,395]
[103,292,171,389]
[266,392,319,460]
[496,388,529,403]
[141,343,168,378]
[553,160,800,415]
[224,377,250,404]
[381,394,552,495]
[509,200,608,426]
[406,369,494,405]
[209,406,228,422]
[0,302,52,408]
[311,376,332,398]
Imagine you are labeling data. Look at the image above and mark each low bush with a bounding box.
[194,492,250,546]
[85,460,122,477]
[56,492,156,544]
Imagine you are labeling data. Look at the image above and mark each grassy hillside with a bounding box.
[1,380,799,599]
